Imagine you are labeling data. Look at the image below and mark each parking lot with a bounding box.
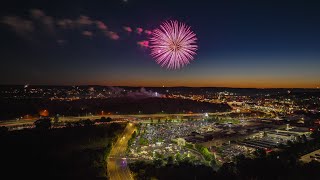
[127,121,219,161]
[300,149,320,163]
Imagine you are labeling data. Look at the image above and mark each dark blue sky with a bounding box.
[1,0,320,88]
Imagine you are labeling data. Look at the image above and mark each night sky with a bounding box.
[1,0,320,88]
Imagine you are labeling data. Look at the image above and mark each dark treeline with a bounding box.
[130,157,319,180]
[0,122,125,179]
[0,97,231,120]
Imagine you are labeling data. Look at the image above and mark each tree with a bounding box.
[106,117,112,122]
[233,154,246,164]
[99,117,106,122]
[82,119,94,126]
[301,134,308,143]
[296,135,303,143]
[195,144,214,161]
[210,159,217,168]
[175,153,182,162]
[132,131,137,138]
[139,138,148,145]
[287,140,294,146]
[154,152,164,159]
[98,117,112,123]
[34,118,52,130]
[153,158,165,168]
[254,149,266,158]
[73,121,82,127]
[263,131,267,137]
[66,122,73,128]
[167,155,174,166]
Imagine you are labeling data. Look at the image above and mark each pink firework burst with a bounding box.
[150,20,198,69]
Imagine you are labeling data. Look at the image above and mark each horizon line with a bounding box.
[0,84,319,90]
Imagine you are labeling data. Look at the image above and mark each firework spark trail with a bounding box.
[123,26,132,32]
[136,27,143,34]
[144,30,152,35]
[149,20,197,69]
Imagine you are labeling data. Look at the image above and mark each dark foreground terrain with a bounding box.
[0,123,124,179]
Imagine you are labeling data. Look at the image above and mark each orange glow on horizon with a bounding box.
[70,74,319,89]
[101,79,319,89]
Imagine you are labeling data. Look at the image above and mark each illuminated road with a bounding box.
[107,123,135,180]
[0,112,232,128]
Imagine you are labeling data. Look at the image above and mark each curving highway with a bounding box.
[0,112,232,128]
[107,123,135,180]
